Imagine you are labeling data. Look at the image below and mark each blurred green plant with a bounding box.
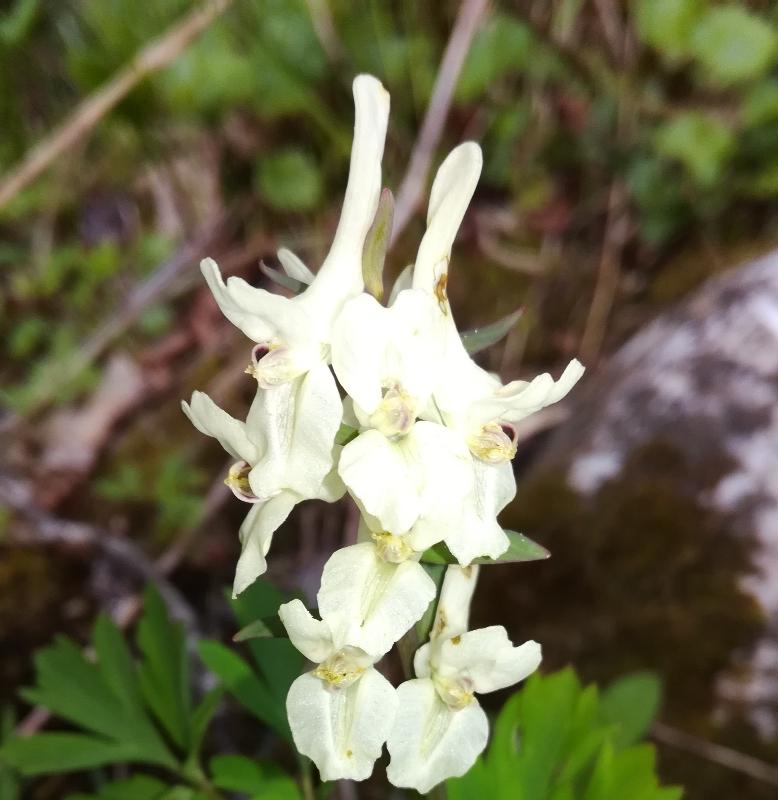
[0,579,681,799]
[96,454,206,541]
[446,668,680,800]
[0,584,305,800]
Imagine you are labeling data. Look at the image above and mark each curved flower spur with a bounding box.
[183,75,390,596]
[183,73,583,789]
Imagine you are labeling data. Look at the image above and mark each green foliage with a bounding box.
[461,309,523,355]
[210,755,302,799]
[0,587,215,784]
[96,455,206,540]
[0,707,20,800]
[600,672,661,748]
[0,0,41,47]
[690,6,776,85]
[255,149,324,212]
[634,0,704,64]
[136,587,192,751]
[446,669,681,800]
[456,14,534,104]
[654,112,734,186]
[198,580,304,742]
[421,529,549,565]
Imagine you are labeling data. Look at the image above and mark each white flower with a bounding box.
[181,384,343,596]
[184,75,390,594]
[201,74,390,386]
[414,142,584,459]
[279,599,397,782]
[317,540,436,658]
[331,288,473,541]
[404,142,584,564]
[386,566,541,793]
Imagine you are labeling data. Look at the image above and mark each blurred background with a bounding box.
[2,0,778,797]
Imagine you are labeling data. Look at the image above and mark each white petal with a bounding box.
[412,143,483,297]
[338,430,421,533]
[278,599,334,663]
[388,263,413,305]
[443,459,515,566]
[247,363,342,499]
[311,75,390,304]
[430,565,480,641]
[386,679,488,794]
[233,490,298,597]
[181,391,257,463]
[200,257,302,344]
[406,421,474,551]
[318,543,436,657]
[469,359,585,427]
[331,290,443,416]
[437,627,542,694]
[277,247,314,284]
[287,668,397,782]
[330,293,392,414]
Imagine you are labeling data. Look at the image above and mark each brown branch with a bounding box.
[0,0,234,210]
[0,475,197,631]
[390,0,489,245]
[652,722,778,788]
[579,180,629,363]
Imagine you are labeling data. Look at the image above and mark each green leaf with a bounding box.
[255,149,323,212]
[137,586,192,751]
[210,754,302,799]
[457,15,533,103]
[420,530,549,565]
[66,774,171,800]
[198,641,290,740]
[334,423,358,446]
[742,80,778,127]
[362,188,394,301]
[600,672,662,747]
[634,0,704,63]
[233,617,288,642]
[0,733,138,776]
[461,309,522,355]
[655,112,735,185]
[230,581,304,716]
[0,707,20,800]
[189,687,223,759]
[691,6,776,85]
[0,0,40,46]
[93,614,143,712]
[210,754,266,793]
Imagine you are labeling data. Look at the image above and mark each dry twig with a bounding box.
[652,722,778,788]
[391,0,489,245]
[0,0,234,210]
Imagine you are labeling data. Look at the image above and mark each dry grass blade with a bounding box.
[0,0,234,210]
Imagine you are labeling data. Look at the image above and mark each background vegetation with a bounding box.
[2,0,778,797]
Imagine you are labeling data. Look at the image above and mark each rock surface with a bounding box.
[536,250,778,734]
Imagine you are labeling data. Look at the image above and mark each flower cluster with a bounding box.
[183,75,583,790]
